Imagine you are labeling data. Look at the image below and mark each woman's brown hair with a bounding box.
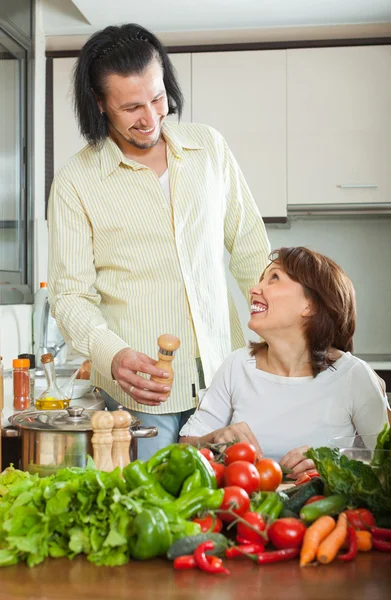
[250,246,356,376]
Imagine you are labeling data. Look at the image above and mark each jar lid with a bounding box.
[18,353,36,369]
[9,407,94,431]
[13,358,30,368]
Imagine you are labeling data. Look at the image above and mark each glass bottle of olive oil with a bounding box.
[35,353,70,410]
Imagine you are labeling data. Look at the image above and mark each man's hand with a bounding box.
[111,348,171,406]
[208,422,263,460]
[279,446,316,479]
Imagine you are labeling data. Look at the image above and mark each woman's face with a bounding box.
[248,262,313,337]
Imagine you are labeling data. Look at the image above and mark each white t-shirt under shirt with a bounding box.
[179,348,389,461]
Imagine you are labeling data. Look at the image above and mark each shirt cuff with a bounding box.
[91,331,130,381]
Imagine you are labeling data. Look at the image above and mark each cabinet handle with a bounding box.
[337,184,378,189]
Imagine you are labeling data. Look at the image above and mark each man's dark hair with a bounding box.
[73,23,184,146]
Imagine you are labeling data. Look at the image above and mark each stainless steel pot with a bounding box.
[9,407,157,476]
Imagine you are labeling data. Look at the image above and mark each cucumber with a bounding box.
[166,533,228,560]
[283,477,324,514]
[299,494,348,522]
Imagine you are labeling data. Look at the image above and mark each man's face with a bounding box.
[98,59,169,151]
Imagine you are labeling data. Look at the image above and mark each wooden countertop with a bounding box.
[0,552,389,600]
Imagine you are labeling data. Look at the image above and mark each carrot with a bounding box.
[300,516,336,567]
[356,530,372,552]
[317,512,348,564]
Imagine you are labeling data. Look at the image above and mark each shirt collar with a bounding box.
[99,122,203,180]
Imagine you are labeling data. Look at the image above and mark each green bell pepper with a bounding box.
[180,469,202,495]
[122,460,174,502]
[147,443,217,490]
[128,506,172,560]
[163,487,224,521]
[157,444,196,496]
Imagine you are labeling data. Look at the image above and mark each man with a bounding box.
[48,23,270,459]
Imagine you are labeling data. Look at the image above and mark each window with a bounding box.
[0,19,33,304]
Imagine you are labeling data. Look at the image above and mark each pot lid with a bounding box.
[10,406,94,431]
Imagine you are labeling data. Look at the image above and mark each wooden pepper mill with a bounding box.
[150,334,181,398]
[111,407,132,470]
[91,411,114,472]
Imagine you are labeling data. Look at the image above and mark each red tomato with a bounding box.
[192,515,223,533]
[224,442,257,465]
[236,512,266,544]
[210,461,225,488]
[255,458,283,492]
[294,473,312,486]
[344,509,376,530]
[224,461,261,495]
[220,486,251,523]
[267,518,306,549]
[304,495,325,506]
[198,447,214,462]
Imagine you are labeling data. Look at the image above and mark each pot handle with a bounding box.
[130,426,158,439]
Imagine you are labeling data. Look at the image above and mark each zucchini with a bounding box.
[166,533,228,560]
[299,494,348,522]
[283,477,324,514]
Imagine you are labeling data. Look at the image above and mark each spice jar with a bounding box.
[13,358,31,411]
[18,353,36,406]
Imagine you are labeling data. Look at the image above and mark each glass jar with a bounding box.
[13,358,31,411]
[18,353,36,406]
[35,353,70,410]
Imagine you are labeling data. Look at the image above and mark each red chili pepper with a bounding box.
[372,538,391,552]
[254,548,300,564]
[338,525,358,562]
[370,527,391,541]
[225,543,265,559]
[194,541,230,574]
[173,554,197,570]
[236,534,254,545]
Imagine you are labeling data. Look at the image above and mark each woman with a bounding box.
[180,247,389,479]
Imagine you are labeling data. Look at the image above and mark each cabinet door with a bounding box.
[192,51,287,218]
[166,53,191,123]
[287,46,391,206]
[52,57,84,173]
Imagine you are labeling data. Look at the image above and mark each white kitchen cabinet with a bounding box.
[52,53,191,171]
[191,50,287,218]
[287,45,391,207]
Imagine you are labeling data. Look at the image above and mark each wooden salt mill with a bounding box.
[151,334,181,399]
[91,411,114,472]
[111,407,132,469]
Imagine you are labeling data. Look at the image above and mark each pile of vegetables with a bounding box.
[0,425,390,571]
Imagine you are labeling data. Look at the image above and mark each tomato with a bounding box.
[255,458,283,492]
[192,515,223,533]
[344,509,376,530]
[198,447,214,462]
[210,461,225,488]
[224,442,257,465]
[224,461,261,495]
[236,511,266,544]
[267,518,307,549]
[304,495,325,506]
[220,486,251,523]
[294,473,311,486]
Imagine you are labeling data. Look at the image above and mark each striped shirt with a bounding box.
[47,122,270,413]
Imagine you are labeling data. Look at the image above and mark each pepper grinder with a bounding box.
[150,334,181,398]
[111,407,132,469]
[91,411,114,472]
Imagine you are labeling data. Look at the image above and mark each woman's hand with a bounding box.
[279,446,316,480]
[207,422,263,460]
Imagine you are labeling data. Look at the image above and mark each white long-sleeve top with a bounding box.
[180,348,389,461]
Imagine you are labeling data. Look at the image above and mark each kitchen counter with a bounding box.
[0,553,389,600]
